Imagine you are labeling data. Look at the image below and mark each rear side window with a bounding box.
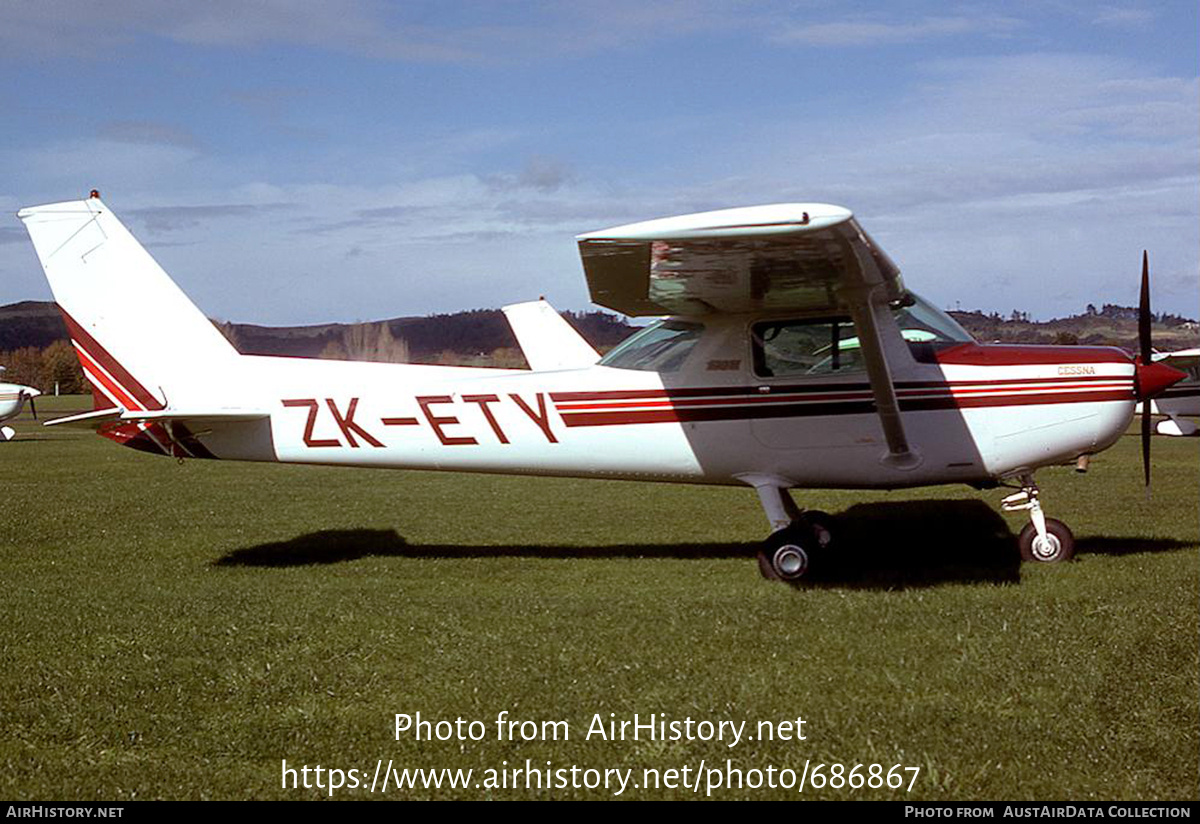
[599,320,704,372]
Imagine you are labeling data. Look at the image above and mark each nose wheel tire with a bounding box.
[1017,518,1075,563]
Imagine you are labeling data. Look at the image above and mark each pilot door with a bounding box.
[747,316,883,450]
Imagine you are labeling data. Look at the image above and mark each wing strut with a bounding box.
[840,238,921,470]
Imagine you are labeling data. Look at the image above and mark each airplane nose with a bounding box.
[1135,359,1187,402]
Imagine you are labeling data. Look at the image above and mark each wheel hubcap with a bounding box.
[773,545,808,579]
[1032,534,1061,561]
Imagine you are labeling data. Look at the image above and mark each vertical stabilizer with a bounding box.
[17,194,239,411]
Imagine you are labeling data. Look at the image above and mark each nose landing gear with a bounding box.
[1002,475,1075,563]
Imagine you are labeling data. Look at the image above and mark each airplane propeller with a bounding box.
[1133,251,1188,494]
[1139,252,1151,490]
[19,389,38,420]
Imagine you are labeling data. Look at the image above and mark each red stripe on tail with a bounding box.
[57,306,164,411]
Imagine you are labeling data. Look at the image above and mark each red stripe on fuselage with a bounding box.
[903,389,1132,411]
[554,380,1133,412]
[557,388,1133,427]
[932,343,1131,366]
[550,373,1132,405]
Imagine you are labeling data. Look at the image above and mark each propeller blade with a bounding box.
[28,395,37,421]
[1139,250,1152,366]
[1142,402,1151,494]
[1139,251,1152,496]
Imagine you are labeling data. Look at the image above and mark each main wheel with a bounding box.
[756,547,781,581]
[1018,518,1075,563]
[758,524,821,582]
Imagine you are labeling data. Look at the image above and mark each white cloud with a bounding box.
[2,8,1195,323]
[1091,6,1157,28]
[0,0,753,64]
[772,14,1020,47]
[638,51,1198,318]
[97,120,200,149]
[4,139,203,194]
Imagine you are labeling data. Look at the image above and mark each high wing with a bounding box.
[576,203,905,317]
[578,203,919,467]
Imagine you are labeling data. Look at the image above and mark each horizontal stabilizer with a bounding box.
[43,408,123,429]
[501,299,600,371]
[46,407,270,429]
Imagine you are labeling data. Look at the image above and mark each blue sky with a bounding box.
[1,1,1196,324]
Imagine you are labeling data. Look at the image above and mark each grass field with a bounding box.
[1,396,1196,800]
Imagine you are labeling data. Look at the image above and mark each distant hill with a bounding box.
[0,301,69,351]
[947,306,1200,352]
[216,307,636,366]
[0,300,637,368]
[3,300,1197,369]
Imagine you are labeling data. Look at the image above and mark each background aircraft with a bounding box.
[1138,348,1200,436]
[0,367,40,442]
[18,193,1183,582]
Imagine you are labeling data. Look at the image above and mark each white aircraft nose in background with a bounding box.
[0,374,41,441]
[1138,348,1200,436]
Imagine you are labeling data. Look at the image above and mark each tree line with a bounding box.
[0,340,88,394]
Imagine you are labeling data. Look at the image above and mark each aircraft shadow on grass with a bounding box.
[211,500,1192,589]
[1073,536,1196,557]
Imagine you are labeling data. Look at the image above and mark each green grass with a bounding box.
[1,396,1196,800]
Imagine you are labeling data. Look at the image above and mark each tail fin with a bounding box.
[17,193,239,411]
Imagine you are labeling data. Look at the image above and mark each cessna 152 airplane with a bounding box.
[17,192,1185,582]
[0,367,40,442]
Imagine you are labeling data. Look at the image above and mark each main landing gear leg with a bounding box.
[1002,474,1075,563]
[750,483,836,582]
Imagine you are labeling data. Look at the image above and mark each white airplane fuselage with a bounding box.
[95,313,1136,491]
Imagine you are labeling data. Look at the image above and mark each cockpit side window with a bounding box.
[751,317,863,378]
[599,320,704,372]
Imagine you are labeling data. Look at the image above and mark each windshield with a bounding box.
[599,320,704,372]
[893,295,974,362]
[893,294,974,344]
